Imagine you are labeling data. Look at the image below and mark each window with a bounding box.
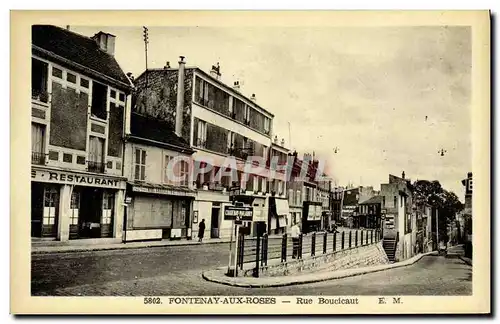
[88,136,105,172]
[196,120,207,148]
[91,81,108,120]
[227,132,235,153]
[244,105,250,125]
[89,136,104,163]
[400,195,404,207]
[394,196,397,208]
[43,187,58,225]
[32,58,48,102]
[52,67,63,78]
[134,148,146,181]
[468,179,473,192]
[80,78,89,88]
[382,196,386,208]
[264,117,270,134]
[296,190,301,205]
[102,191,114,225]
[288,189,294,204]
[179,160,189,187]
[31,123,45,158]
[66,72,76,84]
[70,191,80,225]
[164,155,172,184]
[405,213,412,233]
[262,178,267,193]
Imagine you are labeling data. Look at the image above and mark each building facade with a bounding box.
[31,25,132,241]
[132,60,287,239]
[379,173,418,261]
[122,112,196,241]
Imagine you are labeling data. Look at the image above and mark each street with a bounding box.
[32,243,471,296]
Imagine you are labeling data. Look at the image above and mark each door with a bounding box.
[31,183,44,237]
[211,207,220,238]
[69,188,80,239]
[42,186,59,237]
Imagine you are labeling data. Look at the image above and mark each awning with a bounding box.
[275,198,289,216]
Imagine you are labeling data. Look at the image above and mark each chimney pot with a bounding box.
[251,93,256,101]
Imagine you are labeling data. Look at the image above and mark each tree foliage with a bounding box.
[412,180,464,241]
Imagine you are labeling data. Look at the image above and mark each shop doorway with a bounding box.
[77,188,113,238]
[31,182,44,237]
[210,206,220,238]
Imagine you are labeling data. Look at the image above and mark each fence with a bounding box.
[235,228,382,277]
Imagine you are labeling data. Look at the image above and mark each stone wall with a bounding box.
[242,242,389,278]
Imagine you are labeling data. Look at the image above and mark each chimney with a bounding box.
[91,31,116,56]
[126,72,135,83]
[210,62,221,80]
[402,171,405,179]
[281,138,285,147]
[274,135,278,144]
[233,81,240,91]
[66,25,70,30]
[164,61,171,69]
[175,56,186,137]
[250,93,256,102]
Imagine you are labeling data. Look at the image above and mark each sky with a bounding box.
[68,25,471,200]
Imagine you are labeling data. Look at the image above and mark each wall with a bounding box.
[133,69,193,143]
[243,242,389,277]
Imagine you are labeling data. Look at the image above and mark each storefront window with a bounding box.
[102,191,114,225]
[70,190,80,225]
[43,187,58,225]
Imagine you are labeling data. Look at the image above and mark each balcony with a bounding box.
[32,89,49,104]
[87,161,106,173]
[31,152,47,165]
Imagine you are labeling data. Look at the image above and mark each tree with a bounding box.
[412,180,464,242]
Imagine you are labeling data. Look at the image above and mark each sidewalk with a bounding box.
[202,251,438,288]
[31,237,232,254]
[31,233,287,255]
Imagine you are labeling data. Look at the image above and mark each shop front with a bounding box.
[269,196,290,235]
[31,167,126,241]
[124,182,197,242]
[302,201,322,233]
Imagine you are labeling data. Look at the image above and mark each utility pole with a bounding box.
[143,26,149,91]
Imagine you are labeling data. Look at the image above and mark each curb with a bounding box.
[459,256,472,266]
[202,251,438,288]
[31,239,231,255]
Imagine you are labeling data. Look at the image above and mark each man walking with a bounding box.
[291,222,301,259]
[198,219,206,243]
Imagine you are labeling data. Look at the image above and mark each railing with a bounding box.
[31,152,47,165]
[236,228,382,278]
[87,161,105,173]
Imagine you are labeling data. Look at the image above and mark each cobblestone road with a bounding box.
[32,242,471,296]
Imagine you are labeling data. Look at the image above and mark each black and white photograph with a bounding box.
[10,9,490,315]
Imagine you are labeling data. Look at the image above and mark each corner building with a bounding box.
[132,60,288,239]
[31,25,133,241]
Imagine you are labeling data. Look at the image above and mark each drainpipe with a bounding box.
[175,56,186,137]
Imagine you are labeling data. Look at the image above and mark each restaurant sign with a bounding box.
[31,168,126,189]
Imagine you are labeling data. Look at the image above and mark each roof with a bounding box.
[129,112,194,153]
[359,195,384,205]
[136,67,275,118]
[32,25,130,88]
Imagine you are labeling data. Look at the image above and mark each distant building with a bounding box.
[357,195,383,229]
[461,172,473,258]
[379,172,418,261]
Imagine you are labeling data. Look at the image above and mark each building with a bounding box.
[379,173,418,261]
[122,112,196,242]
[31,25,133,241]
[461,172,473,258]
[268,137,290,235]
[331,186,344,225]
[340,186,377,228]
[357,195,383,229]
[132,60,287,239]
[317,175,332,230]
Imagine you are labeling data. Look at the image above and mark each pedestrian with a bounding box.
[291,222,301,259]
[198,219,206,243]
